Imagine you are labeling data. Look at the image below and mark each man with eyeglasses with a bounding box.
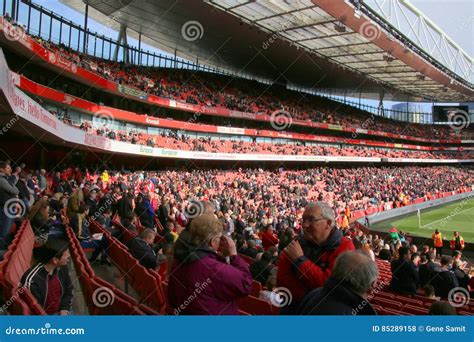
[277,202,354,313]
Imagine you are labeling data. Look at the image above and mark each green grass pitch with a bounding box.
[370,198,474,243]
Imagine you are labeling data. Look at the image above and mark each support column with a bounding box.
[138,31,142,65]
[406,100,409,122]
[10,0,16,22]
[377,87,385,117]
[113,24,124,61]
[83,3,89,53]
[122,28,129,64]
[113,24,129,63]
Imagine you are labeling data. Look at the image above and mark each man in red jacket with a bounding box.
[277,202,355,313]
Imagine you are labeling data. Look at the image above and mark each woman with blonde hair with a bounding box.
[169,214,252,314]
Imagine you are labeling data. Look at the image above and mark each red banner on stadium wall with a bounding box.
[18,75,472,153]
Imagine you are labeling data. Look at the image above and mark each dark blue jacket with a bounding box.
[390,259,419,295]
[298,278,377,315]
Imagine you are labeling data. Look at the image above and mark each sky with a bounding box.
[8,0,474,114]
[410,0,474,56]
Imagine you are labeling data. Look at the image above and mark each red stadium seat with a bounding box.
[238,295,278,315]
[372,297,402,310]
[89,220,166,313]
[66,226,157,315]
[402,304,429,315]
[20,289,47,315]
[250,280,263,298]
[394,296,424,307]
[238,254,255,265]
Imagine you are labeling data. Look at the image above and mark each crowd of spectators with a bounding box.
[73,122,472,160]
[2,163,472,250]
[1,159,472,315]
[29,35,473,141]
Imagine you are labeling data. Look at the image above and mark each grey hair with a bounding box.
[139,228,156,240]
[306,202,335,226]
[331,251,379,295]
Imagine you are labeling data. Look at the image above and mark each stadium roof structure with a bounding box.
[60,0,474,102]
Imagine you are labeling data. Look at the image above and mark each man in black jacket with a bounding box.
[390,247,419,295]
[20,238,73,315]
[118,191,135,230]
[299,251,378,315]
[157,196,170,229]
[432,256,459,298]
[128,229,160,269]
[419,251,440,287]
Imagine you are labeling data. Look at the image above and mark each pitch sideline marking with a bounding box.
[418,205,474,230]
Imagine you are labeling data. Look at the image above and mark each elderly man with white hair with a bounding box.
[298,251,378,315]
[277,202,355,313]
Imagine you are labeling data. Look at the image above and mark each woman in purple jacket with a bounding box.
[168,214,252,315]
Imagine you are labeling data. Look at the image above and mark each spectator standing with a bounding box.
[0,161,19,249]
[277,202,355,312]
[431,256,459,298]
[390,247,419,295]
[418,251,440,287]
